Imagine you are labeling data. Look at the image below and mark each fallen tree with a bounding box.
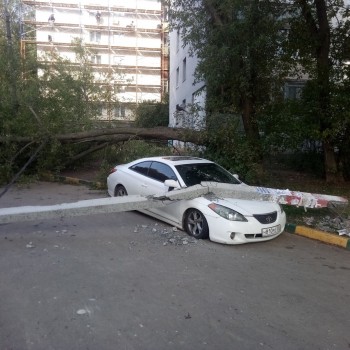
[0,126,206,193]
[0,126,205,145]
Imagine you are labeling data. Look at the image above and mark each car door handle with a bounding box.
[141,184,148,188]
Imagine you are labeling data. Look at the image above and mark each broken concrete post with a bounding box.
[157,182,348,209]
[0,181,347,225]
[0,195,168,224]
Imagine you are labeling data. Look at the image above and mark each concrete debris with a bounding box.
[303,217,315,226]
[338,229,350,237]
[303,215,350,236]
[76,309,87,315]
[135,223,198,247]
[26,242,35,248]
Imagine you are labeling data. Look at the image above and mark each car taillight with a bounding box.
[109,168,117,174]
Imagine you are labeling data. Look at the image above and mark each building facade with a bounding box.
[20,0,168,120]
[168,29,206,134]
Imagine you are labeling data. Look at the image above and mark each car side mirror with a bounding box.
[233,174,239,180]
[164,179,181,190]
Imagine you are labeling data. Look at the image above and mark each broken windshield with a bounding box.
[175,163,241,187]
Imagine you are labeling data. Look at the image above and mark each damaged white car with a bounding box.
[107,156,286,244]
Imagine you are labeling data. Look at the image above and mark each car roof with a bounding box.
[133,156,213,166]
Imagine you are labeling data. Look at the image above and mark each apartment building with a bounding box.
[20,0,168,120]
[168,28,206,132]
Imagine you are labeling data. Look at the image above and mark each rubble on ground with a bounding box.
[133,223,199,246]
[303,215,350,236]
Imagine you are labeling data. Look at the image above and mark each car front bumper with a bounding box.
[206,212,286,245]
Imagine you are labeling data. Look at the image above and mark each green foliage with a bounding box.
[95,140,174,182]
[204,114,261,182]
[259,74,350,178]
[169,0,350,181]
[259,96,320,154]
[36,41,102,133]
[134,97,169,127]
[105,140,173,165]
[169,0,291,114]
[0,31,124,179]
[168,0,293,177]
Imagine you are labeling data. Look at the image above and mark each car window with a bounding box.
[175,163,240,187]
[148,162,178,182]
[129,161,152,176]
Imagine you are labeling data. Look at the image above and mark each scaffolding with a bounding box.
[20,0,169,121]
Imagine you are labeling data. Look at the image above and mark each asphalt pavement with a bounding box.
[0,181,349,350]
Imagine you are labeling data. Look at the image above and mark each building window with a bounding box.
[96,104,103,115]
[90,55,101,64]
[176,67,179,87]
[95,11,101,24]
[89,31,101,43]
[115,105,126,118]
[113,55,124,65]
[162,79,168,94]
[284,82,305,100]
[176,29,180,52]
[182,57,186,82]
[113,33,124,44]
[113,14,121,25]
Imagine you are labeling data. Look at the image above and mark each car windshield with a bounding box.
[175,163,241,187]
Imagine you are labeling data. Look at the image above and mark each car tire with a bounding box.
[184,209,209,239]
[115,185,128,197]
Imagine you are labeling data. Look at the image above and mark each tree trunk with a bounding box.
[241,95,263,163]
[297,0,344,182]
[323,140,340,182]
[0,127,204,146]
[315,0,344,182]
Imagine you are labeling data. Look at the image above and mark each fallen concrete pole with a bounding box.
[0,195,168,224]
[158,182,349,209]
[0,182,348,225]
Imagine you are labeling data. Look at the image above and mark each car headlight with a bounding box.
[208,203,247,222]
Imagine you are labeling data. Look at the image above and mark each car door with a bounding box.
[140,161,182,225]
[127,161,153,195]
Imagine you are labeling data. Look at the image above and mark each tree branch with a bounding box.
[0,127,205,146]
[0,140,48,199]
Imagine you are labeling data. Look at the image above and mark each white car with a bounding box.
[107,156,286,244]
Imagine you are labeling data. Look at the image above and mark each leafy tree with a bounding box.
[167,0,292,178]
[36,39,101,134]
[167,0,350,182]
[286,0,350,181]
[0,18,122,179]
[134,95,169,127]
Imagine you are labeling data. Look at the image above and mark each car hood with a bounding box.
[212,197,280,216]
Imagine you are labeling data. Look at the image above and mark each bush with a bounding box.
[204,115,262,182]
[134,98,169,128]
[95,140,174,181]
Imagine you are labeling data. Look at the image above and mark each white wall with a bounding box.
[168,29,206,130]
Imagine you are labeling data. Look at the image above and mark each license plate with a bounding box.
[262,225,280,237]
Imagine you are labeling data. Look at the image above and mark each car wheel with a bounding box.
[115,185,128,197]
[184,209,209,239]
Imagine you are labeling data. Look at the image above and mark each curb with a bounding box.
[285,223,350,250]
